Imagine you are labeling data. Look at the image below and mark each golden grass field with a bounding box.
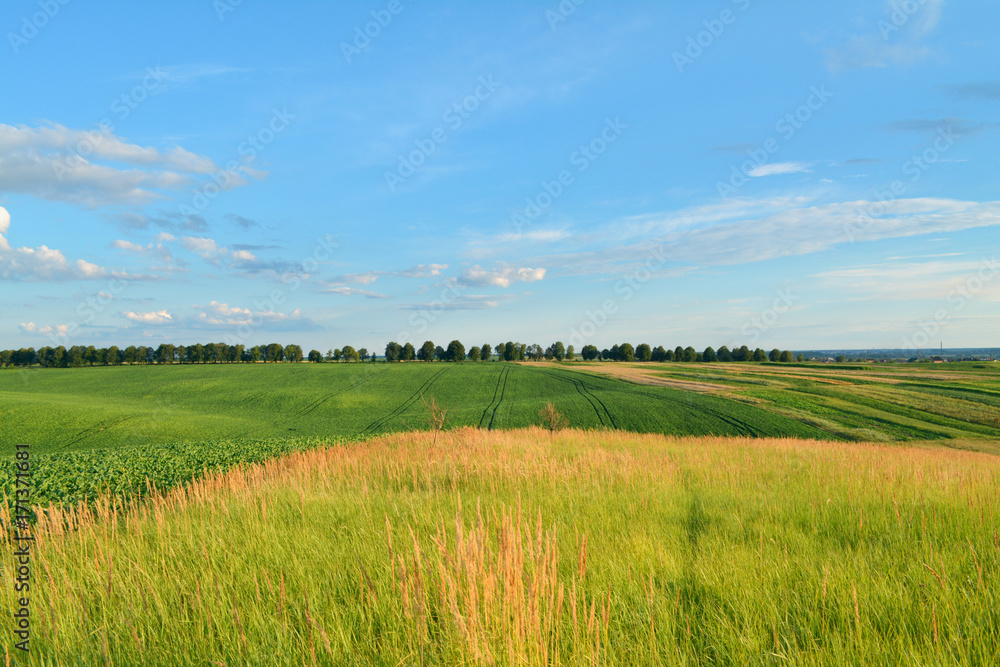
[4,426,998,665]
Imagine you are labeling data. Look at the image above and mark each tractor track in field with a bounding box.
[481,365,512,430]
[63,416,136,448]
[539,369,615,429]
[363,367,450,434]
[288,364,393,422]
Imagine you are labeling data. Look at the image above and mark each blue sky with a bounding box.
[2,0,998,353]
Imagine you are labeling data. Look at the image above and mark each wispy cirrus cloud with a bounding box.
[824,0,946,72]
[748,162,811,178]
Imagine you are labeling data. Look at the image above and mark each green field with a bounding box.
[3,360,998,506]
[1,362,838,455]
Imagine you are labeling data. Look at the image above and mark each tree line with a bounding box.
[0,339,801,368]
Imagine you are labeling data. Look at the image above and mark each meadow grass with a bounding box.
[3,427,998,665]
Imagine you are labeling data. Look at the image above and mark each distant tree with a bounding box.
[468,346,481,362]
[581,344,599,361]
[434,345,445,361]
[84,345,99,366]
[601,349,611,360]
[205,343,219,363]
[769,348,781,362]
[308,349,323,363]
[674,346,685,362]
[636,343,652,362]
[105,346,121,366]
[232,344,245,363]
[250,346,263,363]
[333,348,342,362]
[517,344,526,361]
[528,344,544,361]
[401,342,415,361]
[446,340,466,362]
[0,350,11,367]
[683,346,697,362]
[120,345,136,365]
[796,353,805,362]
[552,341,566,361]
[753,348,767,362]
[619,343,635,362]
[481,343,492,361]
[265,343,284,363]
[418,341,435,362]
[67,346,85,367]
[651,345,667,362]
[49,346,66,368]
[325,349,334,362]
[503,342,516,362]
[155,344,174,364]
[544,345,555,361]
[385,342,401,362]
[566,345,575,361]
[358,348,368,362]
[703,346,717,362]
[717,345,733,362]
[341,345,359,363]
[835,355,847,363]
[780,350,793,362]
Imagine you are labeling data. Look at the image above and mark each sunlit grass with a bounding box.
[3,427,998,665]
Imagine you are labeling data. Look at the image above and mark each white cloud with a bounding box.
[1,205,120,281]
[326,286,389,299]
[534,196,1000,276]
[461,265,547,288]
[814,257,1000,302]
[192,301,306,325]
[111,239,146,253]
[180,236,222,259]
[329,271,381,285]
[230,249,258,263]
[0,123,237,206]
[748,162,810,178]
[19,322,70,337]
[495,229,571,243]
[123,310,173,324]
[398,263,448,278]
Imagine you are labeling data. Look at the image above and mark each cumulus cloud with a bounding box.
[1,205,124,281]
[461,265,546,288]
[19,322,70,336]
[123,309,173,324]
[0,123,236,207]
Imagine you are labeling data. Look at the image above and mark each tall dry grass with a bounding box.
[2,427,999,665]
